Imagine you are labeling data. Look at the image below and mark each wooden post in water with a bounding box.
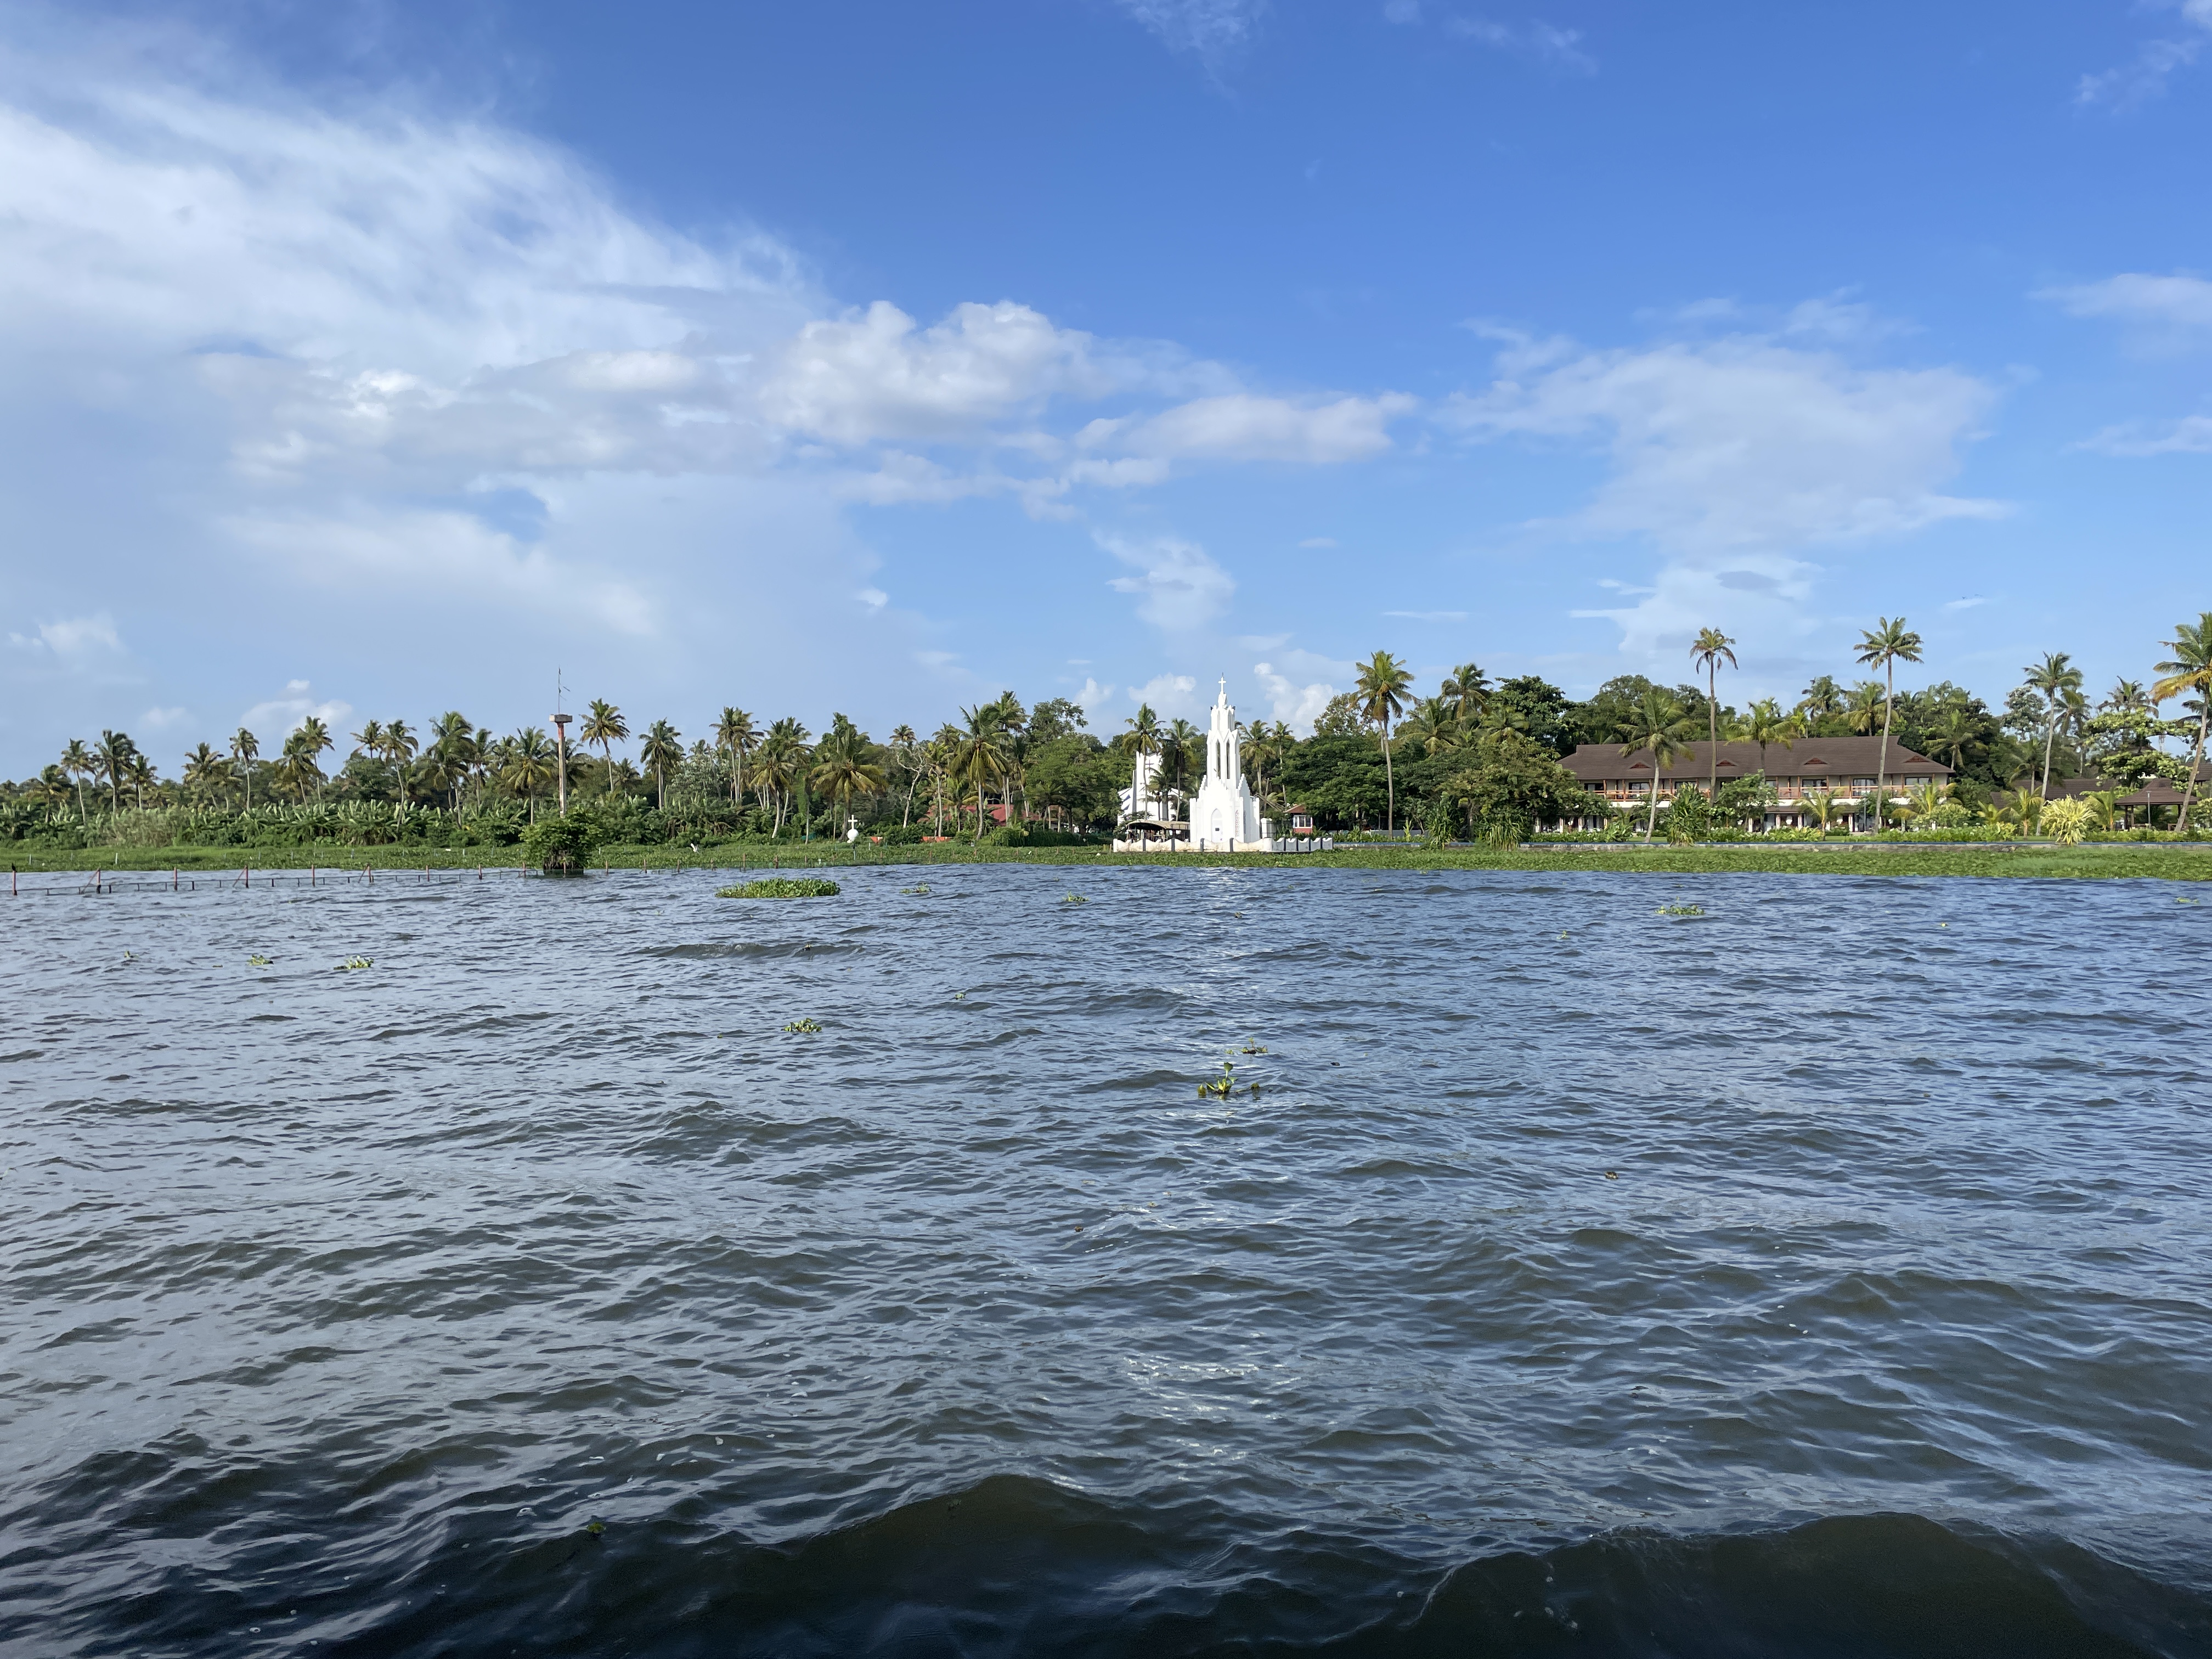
[244,865,250,889]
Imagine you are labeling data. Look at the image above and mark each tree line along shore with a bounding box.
[9,611,2210,857]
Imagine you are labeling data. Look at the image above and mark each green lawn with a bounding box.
[10,840,2211,882]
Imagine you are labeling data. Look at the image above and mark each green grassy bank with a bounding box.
[11,840,2212,882]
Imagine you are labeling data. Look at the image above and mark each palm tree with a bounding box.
[581,699,629,797]
[953,704,1008,839]
[95,729,136,812]
[377,719,418,812]
[1355,649,1414,833]
[503,727,558,822]
[1165,718,1201,803]
[1739,697,1793,776]
[229,728,259,811]
[1796,675,1843,731]
[1803,786,1843,834]
[2022,650,2084,802]
[641,719,682,812]
[2103,679,2154,714]
[2153,612,2212,833]
[714,707,757,811]
[1689,627,1737,795]
[1442,662,1491,723]
[810,732,887,836]
[1927,704,1978,777]
[887,724,921,825]
[1400,696,1462,759]
[350,719,386,772]
[60,738,93,823]
[1118,704,1164,820]
[1616,688,1699,840]
[182,742,230,804]
[1855,616,1924,815]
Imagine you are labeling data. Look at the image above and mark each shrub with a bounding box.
[521,815,601,873]
[716,878,840,898]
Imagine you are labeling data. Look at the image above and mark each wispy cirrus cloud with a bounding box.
[2077,1,2212,107]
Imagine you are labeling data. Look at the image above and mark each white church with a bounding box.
[1113,679,1331,854]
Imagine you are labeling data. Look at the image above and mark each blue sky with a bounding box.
[3,0,2210,768]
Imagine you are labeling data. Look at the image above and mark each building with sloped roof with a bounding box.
[1555,737,1950,831]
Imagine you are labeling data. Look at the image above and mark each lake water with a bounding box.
[3,864,2208,1656]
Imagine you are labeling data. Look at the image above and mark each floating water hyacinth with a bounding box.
[1062,894,1087,905]
[718,878,840,898]
[1656,904,1705,917]
[337,956,374,970]
[248,955,271,967]
[783,1017,823,1034]
[901,884,930,895]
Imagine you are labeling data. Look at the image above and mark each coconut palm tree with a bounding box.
[1164,718,1201,803]
[2022,650,2084,803]
[1399,696,1462,760]
[1739,697,1793,776]
[810,731,887,837]
[2103,679,2154,715]
[953,704,1008,839]
[1796,675,1844,732]
[182,743,230,804]
[1355,649,1414,833]
[1803,786,1843,834]
[1442,662,1491,723]
[94,729,137,812]
[581,699,628,797]
[1690,627,1737,795]
[378,719,419,812]
[1616,689,1699,840]
[350,719,386,770]
[886,724,921,825]
[640,719,682,812]
[1854,616,1924,813]
[229,728,259,811]
[503,727,558,822]
[1926,703,1978,778]
[2153,612,2212,833]
[60,738,93,823]
[1118,704,1164,820]
[714,707,757,810]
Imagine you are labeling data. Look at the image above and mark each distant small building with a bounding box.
[1556,738,1950,832]
[1285,803,1318,836]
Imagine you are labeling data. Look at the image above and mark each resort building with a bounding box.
[1556,738,1951,831]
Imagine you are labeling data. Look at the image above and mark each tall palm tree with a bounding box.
[503,727,558,822]
[1400,696,1462,759]
[953,704,1008,839]
[127,752,157,809]
[1927,704,1978,777]
[182,742,230,804]
[1796,675,1843,731]
[1355,649,1414,833]
[1690,627,1737,796]
[810,733,887,836]
[229,728,259,811]
[1442,662,1491,723]
[2153,612,2212,833]
[95,729,136,812]
[714,707,757,810]
[350,719,386,772]
[1854,616,1924,814]
[1165,718,1201,802]
[1616,689,1699,840]
[1119,704,1164,819]
[378,719,419,812]
[60,737,93,823]
[581,699,629,797]
[2022,650,2084,802]
[640,719,683,812]
[2103,678,2153,714]
[1739,697,1792,775]
[887,724,921,825]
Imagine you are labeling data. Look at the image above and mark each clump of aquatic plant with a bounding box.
[1655,903,1705,917]
[783,1017,823,1034]
[1239,1042,1267,1054]
[337,956,373,970]
[1062,893,1087,905]
[718,878,840,898]
[901,883,930,895]
[248,954,271,967]
[1198,1055,1264,1099]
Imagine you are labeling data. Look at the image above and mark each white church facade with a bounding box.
[1113,679,1333,853]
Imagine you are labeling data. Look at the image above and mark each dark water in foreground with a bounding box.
[2,864,2209,1657]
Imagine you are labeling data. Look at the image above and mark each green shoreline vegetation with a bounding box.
[12,610,2211,881]
[13,840,2212,882]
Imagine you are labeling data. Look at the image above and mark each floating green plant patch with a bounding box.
[901,884,930,895]
[1655,904,1705,917]
[248,955,272,967]
[1062,893,1087,905]
[337,956,374,970]
[783,1017,823,1034]
[718,879,841,899]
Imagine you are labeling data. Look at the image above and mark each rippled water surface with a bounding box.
[3,864,2209,1656]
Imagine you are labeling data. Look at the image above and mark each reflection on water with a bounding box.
[2,865,2207,1656]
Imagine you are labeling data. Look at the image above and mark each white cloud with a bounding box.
[1944,595,1989,611]
[1298,535,1338,548]
[2077,413,2212,455]
[1101,533,1237,630]
[2041,273,2212,352]
[1445,318,2002,660]
[1446,333,2002,554]
[1110,392,1414,462]
[1115,0,1269,62]
[7,612,125,662]
[241,679,351,740]
[1253,656,1344,729]
[856,587,889,610]
[1383,609,1468,621]
[141,705,190,729]
[2078,3,2212,106]
[1443,17,1596,72]
[1128,673,1200,716]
